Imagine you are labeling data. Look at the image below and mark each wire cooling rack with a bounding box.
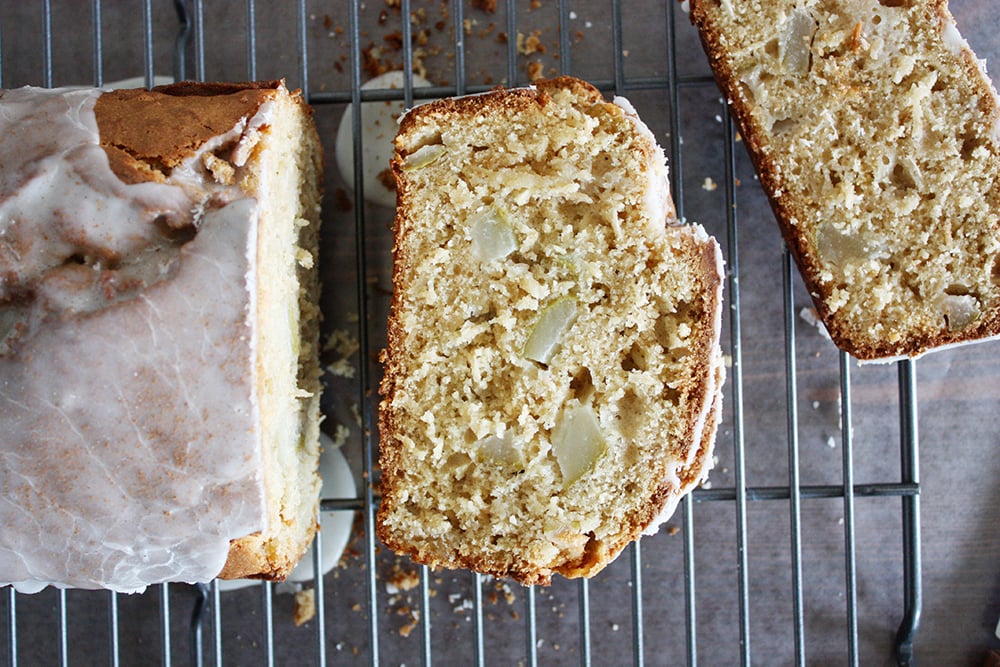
[5,0,974,665]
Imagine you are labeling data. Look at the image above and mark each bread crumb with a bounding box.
[399,609,421,637]
[202,153,235,185]
[516,30,545,56]
[377,168,396,193]
[667,524,680,536]
[326,358,355,378]
[385,565,420,594]
[702,177,717,191]
[293,589,316,626]
[527,61,544,81]
[323,329,360,377]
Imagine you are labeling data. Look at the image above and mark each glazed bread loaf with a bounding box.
[0,81,322,593]
[378,77,725,585]
[690,0,1000,360]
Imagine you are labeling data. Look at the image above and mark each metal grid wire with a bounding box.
[0,1,929,665]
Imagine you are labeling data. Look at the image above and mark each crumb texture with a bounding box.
[378,77,724,585]
[691,0,1000,359]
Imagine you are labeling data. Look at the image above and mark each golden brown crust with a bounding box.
[690,0,1000,359]
[95,81,283,184]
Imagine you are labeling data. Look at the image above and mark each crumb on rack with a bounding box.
[385,564,420,595]
[399,609,421,637]
[516,30,546,56]
[293,588,316,626]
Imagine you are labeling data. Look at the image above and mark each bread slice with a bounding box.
[0,81,322,592]
[377,77,725,585]
[690,0,1000,360]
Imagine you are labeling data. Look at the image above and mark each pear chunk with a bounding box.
[402,143,446,170]
[523,296,577,364]
[470,208,517,261]
[552,404,607,487]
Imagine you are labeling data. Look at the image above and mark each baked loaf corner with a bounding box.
[378,76,725,585]
[0,80,322,591]
[691,0,1000,360]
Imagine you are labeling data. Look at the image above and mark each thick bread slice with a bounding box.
[378,77,725,585]
[690,0,1000,360]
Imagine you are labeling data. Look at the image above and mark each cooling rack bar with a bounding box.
[305,75,718,106]
[320,481,919,513]
[141,0,153,89]
[244,0,256,81]
[611,0,625,96]
[188,585,207,667]
[56,589,67,667]
[5,589,13,667]
[505,0,518,86]
[578,578,592,667]
[894,361,922,667]
[91,0,103,86]
[694,483,919,502]
[192,0,205,83]
[631,543,645,667]
[159,583,171,666]
[525,584,539,667]
[296,0,309,100]
[209,580,221,665]
[41,0,52,88]
[783,248,807,667]
[345,0,381,664]
[106,591,119,667]
[722,104,753,667]
[312,530,328,667]
[400,0,414,107]
[418,565,431,667]
[666,7,701,665]
[839,353,860,666]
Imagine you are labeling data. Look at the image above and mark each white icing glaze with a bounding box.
[643,229,725,536]
[613,94,672,235]
[0,87,268,593]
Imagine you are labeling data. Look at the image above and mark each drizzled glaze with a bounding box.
[0,87,267,593]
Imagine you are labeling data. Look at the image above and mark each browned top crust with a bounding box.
[95,81,282,184]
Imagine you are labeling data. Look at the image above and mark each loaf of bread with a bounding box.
[690,0,1000,360]
[377,77,725,585]
[0,81,322,593]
